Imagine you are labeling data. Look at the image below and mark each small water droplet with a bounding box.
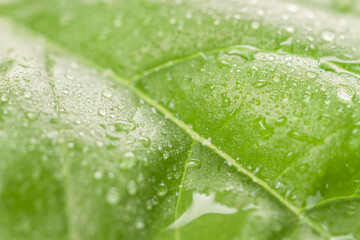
[157,182,168,197]
[187,158,202,169]
[254,116,274,139]
[64,73,74,80]
[120,152,136,169]
[275,116,287,126]
[253,79,268,88]
[94,170,103,179]
[135,218,145,229]
[252,98,261,106]
[321,31,335,42]
[146,200,152,210]
[250,21,260,29]
[287,130,321,144]
[106,187,120,205]
[98,108,107,116]
[286,4,299,13]
[24,91,32,98]
[102,89,112,98]
[25,111,39,121]
[127,180,137,195]
[139,136,150,147]
[337,84,355,102]
[285,26,295,33]
[1,94,8,102]
[306,71,318,79]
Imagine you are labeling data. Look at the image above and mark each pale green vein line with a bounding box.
[302,195,360,211]
[130,44,259,82]
[272,159,299,181]
[2,17,332,240]
[130,46,360,83]
[174,140,196,240]
[45,53,76,240]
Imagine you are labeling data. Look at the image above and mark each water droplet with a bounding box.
[163,151,169,160]
[286,4,299,13]
[120,152,136,169]
[330,234,356,240]
[106,187,120,205]
[306,191,323,207]
[167,192,237,229]
[169,18,176,24]
[252,98,261,106]
[321,31,335,42]
[102,89,112,98]
[139,136,150,147]
[337,84,355,102]
[1,94,8,102]
[157,182,168,197]
[306,71,318,79]
[25,111,39,121]
[254,116,274,139]
[135,218,145,229]
[117,104,125,110]
[287,130,322,144]
[94,170,103,179]
[250,21,260,29]
[221,93,231,108]
[285,26,295,33]
[273,75,281,82]
[146,200,153,210]
[24,91,32,98]
[98,108,107,116]
[64,73,74,80]
[127,180,137,195]
[280,37,292,46]
[275,116,287,126]
[187,158,202,169]
[102,120,136,139]
[297,163,309,173]
[253,79,268,88]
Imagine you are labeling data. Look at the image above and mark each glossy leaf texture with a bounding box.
[0,0,360,239]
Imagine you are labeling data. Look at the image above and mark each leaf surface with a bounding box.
[0,0,360,239]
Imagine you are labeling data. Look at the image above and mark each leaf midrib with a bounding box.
[44,53,76,240]
[1,17,334,239]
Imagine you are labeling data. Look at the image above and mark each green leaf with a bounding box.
[0,0,360,239]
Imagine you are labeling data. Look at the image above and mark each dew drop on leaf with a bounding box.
[1,94,8,102]
[337,84,355,102]
[127,180,137,195]
[253,79,268,88]
[138,136,150,147]
[135,218,145,229]
[321,31,335,42]
[306,71,318,79]
[156,182,168,197]
[186,158,202,169]
[120,151,136,169]
[94,170,103,179]
[250,21,260,29]
[106,187,120,205]
[25,111,39,121]
[102,89,112,98]
[146,200,152,210]
[98,108,107,116]
[163,151,169,160]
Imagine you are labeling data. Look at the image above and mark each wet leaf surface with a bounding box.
[0,0,360,239]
